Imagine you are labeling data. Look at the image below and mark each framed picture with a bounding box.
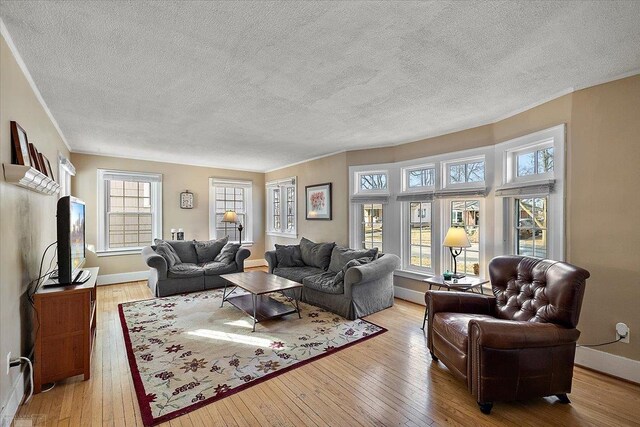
[38,153,49,177]
[28,143,43,172]
[180,190,194,209]
[44,156,55,181]
[306,182,332,220]
[10,121,31,167]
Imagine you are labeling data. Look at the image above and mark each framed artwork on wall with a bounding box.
[28,143,43,172]
[305,182,332,220]
[180,190,194,209]
[10,121,31,167]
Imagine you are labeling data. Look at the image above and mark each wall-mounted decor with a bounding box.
[180,190,194,209]
[44,156,55,180]
[306,182,332,220]
[10,121,31,167]
[28,143,43,173]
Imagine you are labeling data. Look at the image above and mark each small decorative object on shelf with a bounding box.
[2,164,60,195]
[176,228,184,240]
[170,228,177,240]
[180,190,194,209]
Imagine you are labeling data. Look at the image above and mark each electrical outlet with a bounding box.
[616,323,630,344]
[6,352,11,375]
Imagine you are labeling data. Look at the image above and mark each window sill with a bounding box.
[266,231,298,239]
[394,269,433,281]
[96,248,143,257]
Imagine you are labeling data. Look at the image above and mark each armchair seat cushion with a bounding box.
[433,313,494,353]
[168,263,204,278]
[303,272,344,295]
[201,261,237,276]
[273,266,324,283]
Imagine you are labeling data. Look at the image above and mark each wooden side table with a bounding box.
[421,275,490,330]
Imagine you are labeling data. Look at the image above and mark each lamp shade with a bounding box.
[443,227,471,248]
[221,210,238,223]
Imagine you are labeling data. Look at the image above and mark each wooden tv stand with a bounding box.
[33,267,99,393]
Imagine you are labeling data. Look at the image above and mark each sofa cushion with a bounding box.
[155,241,182,268]
[167,263,204,278]
[214,242,241,264]
[155,239,198,264]
[194,236,228,263]
[275,244,305,267]
[303,272,344,295]
[328,246,378,273]
[333,257,373,285]
[300,237,335,270]
[273,266,325,283]
[201,261,237,276]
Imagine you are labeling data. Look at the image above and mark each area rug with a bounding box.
[118,289,387,426]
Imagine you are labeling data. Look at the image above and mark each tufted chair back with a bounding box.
[488,255,590,328]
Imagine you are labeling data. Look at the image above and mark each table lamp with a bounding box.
[222,210,243,245]
[443,226,471,278]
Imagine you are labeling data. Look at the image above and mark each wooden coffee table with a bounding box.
[220,271,302,332]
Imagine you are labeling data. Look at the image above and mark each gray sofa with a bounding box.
[142,239,250,297]
[266,238,400,319]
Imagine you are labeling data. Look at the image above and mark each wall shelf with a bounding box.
[2,163,60,195]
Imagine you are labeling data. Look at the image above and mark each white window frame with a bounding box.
[401,164,436,193]
[403,200,435,274]
[442,156,486,189]
[354,170,390,195]
[209,178,253,245]
[96,169,163,256]
[506,139,555,184]
[442,198,486,278]
[58,152,75,198]
[266,176,297,238]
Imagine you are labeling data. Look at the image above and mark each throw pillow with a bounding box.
[333,257,373,285]
[155,241,182,268]
[194,236,228,263]
[299,237,335,270]
[275,244,305,267]
[328,246,379,273]
[214,242,241,264]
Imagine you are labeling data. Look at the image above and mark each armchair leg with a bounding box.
[430,351,438,362]
[478,402,493,414]
[555,394,571,404]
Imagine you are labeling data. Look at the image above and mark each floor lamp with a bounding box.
[222,210,243,245]
[443,226,471,279]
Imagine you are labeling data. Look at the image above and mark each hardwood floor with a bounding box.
[16,280,640,426]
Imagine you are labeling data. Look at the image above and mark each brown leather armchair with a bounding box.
[426,255,590,414]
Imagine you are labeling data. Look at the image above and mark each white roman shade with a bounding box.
[396,191,435,202]
[495,180,555,197]
[58,153,76,176]
[435,188,488,199]
[101,170,162,183]
[350,195,390,204]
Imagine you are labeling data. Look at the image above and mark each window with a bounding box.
[405,166,435,190]
[517,147,554,177]
[355,171,389,193]
[266,177,297,237]
[409,202,432,269]
[97,170,162,254]
[210,179,253,243]
[448,161,485,185]
[515,197,547,257]
[450,200,480,275]
[362,204,383,251]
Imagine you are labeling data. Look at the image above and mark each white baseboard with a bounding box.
[97,270,149,286]
[575,346,640,384]
[245,258,267,268]
[394,286,426,306]
[0,374,24,427]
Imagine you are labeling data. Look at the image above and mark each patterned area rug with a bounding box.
[119,289,386,426]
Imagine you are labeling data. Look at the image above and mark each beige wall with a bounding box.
[274,75,640,361]
[0,35,71,411]
[71,153,265,275]
[265,152,349,250]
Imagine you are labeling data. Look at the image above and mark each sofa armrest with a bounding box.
[427,291,496,316]
[236,247,251,271]
[141,246,168,280]
[344,253,400,287]
[469,319,580,349]
[265,250,277,273]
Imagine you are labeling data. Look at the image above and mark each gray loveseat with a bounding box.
[266,238,400,319]
[142,238,250,297]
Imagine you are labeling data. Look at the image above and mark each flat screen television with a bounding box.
[57,196,89,284]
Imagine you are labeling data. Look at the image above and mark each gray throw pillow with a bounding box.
[195,236,228,263]
[328,246,379,273]
[299,237,335,270]
[333,257,373,285]
[155,241,182,268]
[214,242,241,264]
[275,244,305,267]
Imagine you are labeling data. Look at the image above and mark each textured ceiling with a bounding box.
[1,1,640,172]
